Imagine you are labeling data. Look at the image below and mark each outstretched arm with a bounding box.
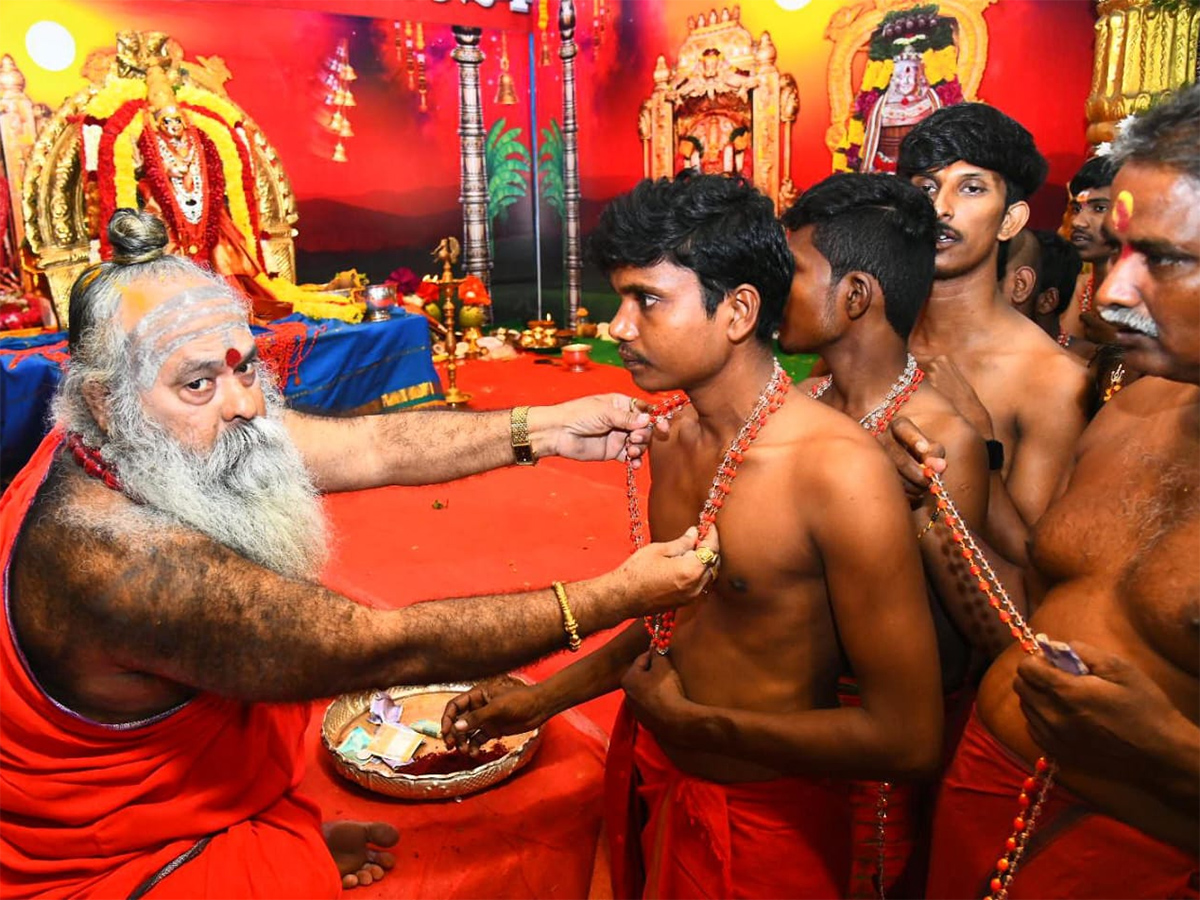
[623,444,943,780]
[18,503,715,708]
[441,622,650,752]
[286,394,655,492]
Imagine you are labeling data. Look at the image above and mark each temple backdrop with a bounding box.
[2,0,1095,323]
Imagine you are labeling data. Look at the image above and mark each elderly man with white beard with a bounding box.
[0,210,720,900]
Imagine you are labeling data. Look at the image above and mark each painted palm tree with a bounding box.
[538,119,565,220]
[485,118,532,252]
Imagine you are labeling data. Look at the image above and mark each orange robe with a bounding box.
[605,702,851,899]
[927,706,1199,899]
[0,430,341,899]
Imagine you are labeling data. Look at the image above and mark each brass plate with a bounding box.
[321,676,541,801]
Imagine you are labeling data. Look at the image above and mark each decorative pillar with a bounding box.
[451,26,492,290]
[1086,0,1199,145]
[0,55,38,292]
[559,0,582,327]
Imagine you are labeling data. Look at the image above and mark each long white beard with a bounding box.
[102,389,328,580]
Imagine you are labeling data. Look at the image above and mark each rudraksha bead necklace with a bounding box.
[626,360,791,654]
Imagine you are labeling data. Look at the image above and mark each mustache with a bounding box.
[618,346,648,365]
[1070,227,1095,242]
[1100,306,1160,338]
[937,224,962,242]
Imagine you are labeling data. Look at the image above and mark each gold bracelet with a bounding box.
[917,506,942,541]
[552,581,582,652]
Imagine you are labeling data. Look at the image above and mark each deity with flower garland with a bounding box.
[834,4,966,174]
[132,66,288,320]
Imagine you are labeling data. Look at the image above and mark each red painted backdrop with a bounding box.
[2,0,1097,319]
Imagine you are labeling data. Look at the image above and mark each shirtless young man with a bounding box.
[897,104,1089,565]
[779,172,990,897]
[916,84,1200,899]
[1059,154,1119,356]
[780,173,995,667]
[443,175,943,898]
[0,211,715,899]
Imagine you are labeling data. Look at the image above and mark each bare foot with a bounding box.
[322,821,399,889]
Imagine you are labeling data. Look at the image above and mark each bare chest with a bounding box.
[1032,420,1200,675]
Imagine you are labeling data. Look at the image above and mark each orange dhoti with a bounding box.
[0,431,341,899]
[605,702,851,899]
[927,706,1199,899]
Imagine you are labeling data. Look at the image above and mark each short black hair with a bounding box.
[729,126,750,141]
[1030,229,1082,316]
[589,175,794,343]
[1112,83,1200,183]
[1068,156,1118,196]
[679,134,702,155]
[782,173,936,340]
[897,103,1048,205]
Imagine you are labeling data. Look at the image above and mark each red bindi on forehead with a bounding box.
[225,347,242,368]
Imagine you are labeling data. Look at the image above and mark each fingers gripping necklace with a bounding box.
[924,467,1055,900]
[625,360,791,655]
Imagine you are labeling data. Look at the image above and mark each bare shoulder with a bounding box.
[775,395,900,494]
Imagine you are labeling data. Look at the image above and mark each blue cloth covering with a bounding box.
[0,312,442,480]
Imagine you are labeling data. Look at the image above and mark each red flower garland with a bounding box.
[185,103,267,269]
[137,123,224,264]
[95,100,147,259]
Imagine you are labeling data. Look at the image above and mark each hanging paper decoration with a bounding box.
[416,23,429,112]
[593,0,608,59]
[496,31,518,105]
[321,38,357,163]
[538,0,551,65]
[403,20,417,90]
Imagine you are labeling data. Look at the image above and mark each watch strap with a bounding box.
[510,406,536,466]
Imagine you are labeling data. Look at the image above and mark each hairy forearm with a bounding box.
[93,539,646,702]
[289,409,520,491]
[669,702,938,780]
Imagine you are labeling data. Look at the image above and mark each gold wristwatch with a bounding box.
[510,406,537,466]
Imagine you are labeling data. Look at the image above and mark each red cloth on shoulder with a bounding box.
[927,705,1199,899]
[604,701,850,899]
[0,430,341,899]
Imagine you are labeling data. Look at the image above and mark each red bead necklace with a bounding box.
[626,360,791,654]
[922,465,1055,900]
[66,432,123,492]
[808,354,925,436]
[1078,274,1095,314]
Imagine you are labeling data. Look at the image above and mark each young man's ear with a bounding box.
[841,271,877,322]
[998,200,1031,241]
[726,285,761,343]
[1011,265,1039,306]
[82,379,111,436]
[1035,287,1060,317]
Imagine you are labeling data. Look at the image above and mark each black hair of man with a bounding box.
[896,102,1048,206]
[1029,229,1082,316]
[1068,155,1118,196]
[1112,83,1200,182]
[588,175,794,343]
[781,173,937,340]
[679,134,703,156]
[729,126,750,141]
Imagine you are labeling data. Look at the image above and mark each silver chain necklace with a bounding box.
[809,353,919,430]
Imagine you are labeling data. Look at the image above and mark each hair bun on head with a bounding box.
[108,209,169,265]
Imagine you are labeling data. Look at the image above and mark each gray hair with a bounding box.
[1111,84,1200,183]
[53,209,242,446]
